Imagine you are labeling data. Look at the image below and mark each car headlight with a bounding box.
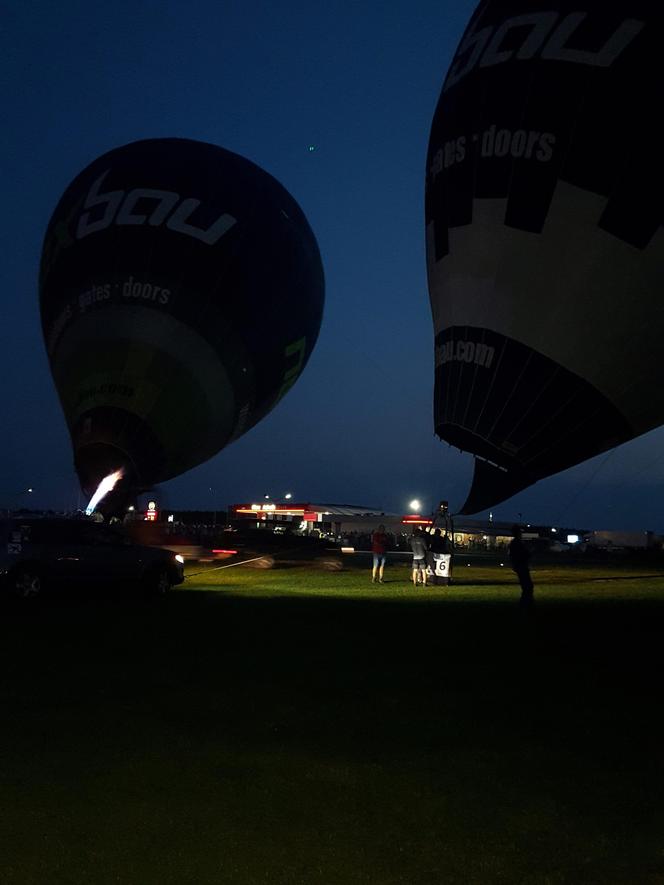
[175,554,185,564]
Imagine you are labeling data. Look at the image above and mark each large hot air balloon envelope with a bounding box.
[426,1,662,513]
[40,138,324,510]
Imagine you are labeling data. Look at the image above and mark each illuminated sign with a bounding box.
[236,505,304,515]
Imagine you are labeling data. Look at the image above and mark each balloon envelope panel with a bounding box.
[40,139,324,500]
[426,1,662,513]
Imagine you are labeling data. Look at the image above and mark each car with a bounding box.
[0,517,185,598]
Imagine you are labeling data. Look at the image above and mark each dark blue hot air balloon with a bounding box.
[40,138,324,511]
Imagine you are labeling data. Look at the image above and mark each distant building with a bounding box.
[586,530,657,550]
[229,502,400,536]
[228,501,588,550]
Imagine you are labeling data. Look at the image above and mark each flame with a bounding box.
[85,468,124,516]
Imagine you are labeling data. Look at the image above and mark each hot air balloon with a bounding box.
[426,1,661,514]
[40,138,324,514]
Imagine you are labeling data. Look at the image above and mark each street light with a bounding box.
[409,499,421,513]
[284,492,292,500]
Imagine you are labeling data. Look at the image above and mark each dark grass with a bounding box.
[2,563,664,883]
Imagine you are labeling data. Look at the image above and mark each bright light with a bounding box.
[175,554,185,564]
[167,514,174,523]
[85,469,124,516]
[264,494,270,499]
[551,527,557,533]
[567,534,580,544]
[285,493,292,500]
[128,505,135,512]
[27,488,33,493]
[409,499,421,512]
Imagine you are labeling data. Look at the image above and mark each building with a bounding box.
[228,501,589,551]
[229,502,401,537]
[586,530,657,550]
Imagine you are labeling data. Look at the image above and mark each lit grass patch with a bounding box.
[183,560,664,604]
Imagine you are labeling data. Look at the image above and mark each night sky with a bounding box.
[3,1,663,530]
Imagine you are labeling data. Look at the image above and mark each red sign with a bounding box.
[401,515,432,525]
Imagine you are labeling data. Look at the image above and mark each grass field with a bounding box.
[2,559,664,884]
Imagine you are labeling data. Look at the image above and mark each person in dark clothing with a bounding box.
[427,528,453,585]
[428,528,445,553]
[509,524,534,609]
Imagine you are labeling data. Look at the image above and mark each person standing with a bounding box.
[509,524,534,609]
[410,528,430,587]
[371,524,389,583]
[428,528,453,585]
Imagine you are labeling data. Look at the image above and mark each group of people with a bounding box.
[371,524,452,587]
[370,522,534,607]
[408,527,452,587]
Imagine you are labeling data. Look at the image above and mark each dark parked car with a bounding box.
[0,517,185,598]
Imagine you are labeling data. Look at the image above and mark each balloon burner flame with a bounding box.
[85,469,124,516]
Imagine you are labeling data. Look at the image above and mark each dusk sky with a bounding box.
[3,1,663,531]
